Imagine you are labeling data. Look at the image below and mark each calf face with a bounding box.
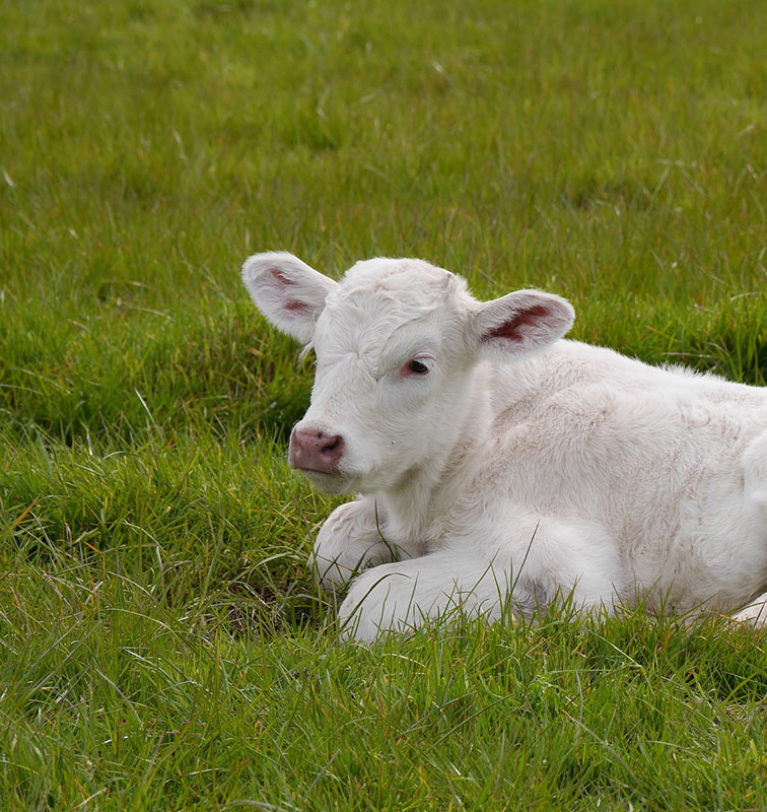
[242,253,574,495]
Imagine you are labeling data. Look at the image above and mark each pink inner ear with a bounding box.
[270,268,295,286]
[270,268,308,313]
[485,305,551,343]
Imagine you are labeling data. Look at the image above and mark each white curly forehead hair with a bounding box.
[313,257,473,357]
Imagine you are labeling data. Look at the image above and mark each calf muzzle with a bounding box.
[289,427,345,474]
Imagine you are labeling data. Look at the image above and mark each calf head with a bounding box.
[242,252,574,494]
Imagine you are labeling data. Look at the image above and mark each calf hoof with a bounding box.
[732,594,767,627]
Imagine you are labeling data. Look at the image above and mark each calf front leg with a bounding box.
[309,497,414,591]
[337,551,549,642]
[337,517,620,642]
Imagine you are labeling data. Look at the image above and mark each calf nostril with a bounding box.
[320,435,344,457]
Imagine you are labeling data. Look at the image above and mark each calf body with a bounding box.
[243,252,767,641]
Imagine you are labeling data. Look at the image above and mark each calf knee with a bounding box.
[310,500,380,590]
[338,564,419,641]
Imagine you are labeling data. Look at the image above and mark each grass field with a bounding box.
[2,0,767,808]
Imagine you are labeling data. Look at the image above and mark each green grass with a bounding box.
[2,0,767,808]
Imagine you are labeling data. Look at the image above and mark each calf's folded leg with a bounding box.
[338,518,618,642]
[309,497,415,591]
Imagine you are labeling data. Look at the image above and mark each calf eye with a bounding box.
[408,359,429,375]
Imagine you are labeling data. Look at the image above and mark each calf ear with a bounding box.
[473,289,575,359]
[242,252,337,343]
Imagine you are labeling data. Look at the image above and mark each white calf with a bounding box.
[243,252,767,641]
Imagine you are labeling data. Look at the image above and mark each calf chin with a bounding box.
[301,469,354,495]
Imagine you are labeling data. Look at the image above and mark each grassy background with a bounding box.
[1,0,767,808]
